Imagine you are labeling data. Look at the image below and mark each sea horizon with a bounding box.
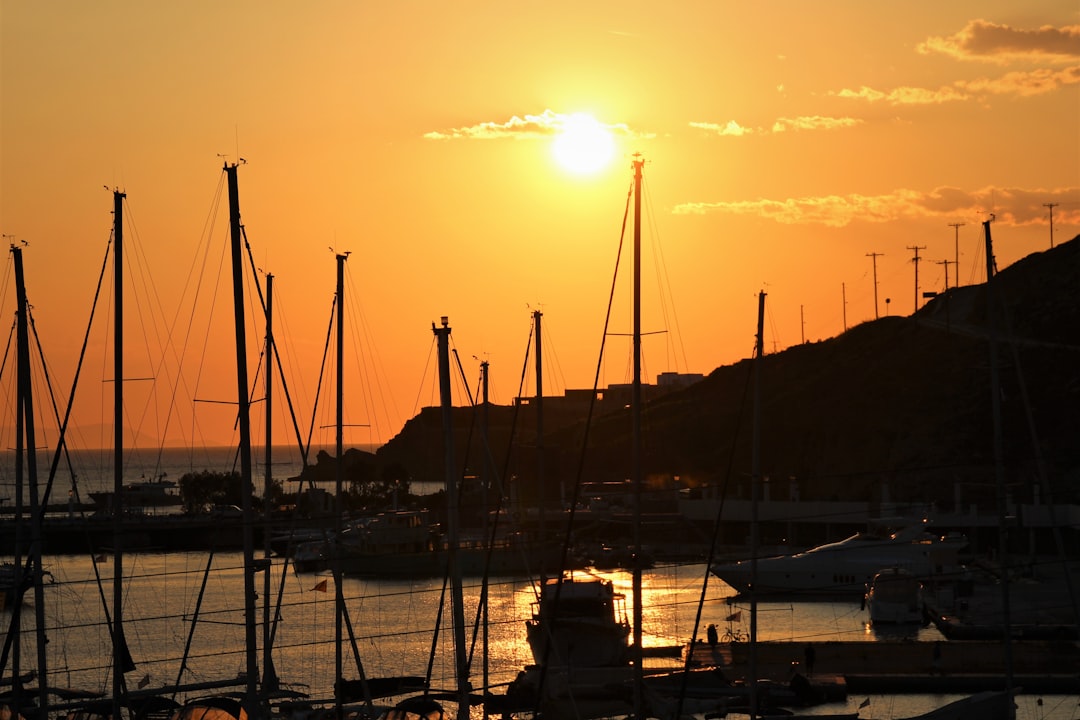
[0,443,393,502]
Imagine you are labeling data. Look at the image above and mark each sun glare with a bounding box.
[552,113,616,175]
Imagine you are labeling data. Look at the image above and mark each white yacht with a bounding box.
[711,520,966,596]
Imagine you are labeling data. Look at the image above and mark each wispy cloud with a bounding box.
[834,21,1080,106]
[691,116,861,136]
[834,65,1080,105]
[918,20,1080,64]
[964,65,1080,97]
[690,120,755,136]
[834,85,970,105]
[771,116,863,132]
[673,187,1080,227]
[424,109,643,140]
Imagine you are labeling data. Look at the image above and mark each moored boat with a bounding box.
[712,520,967,597]
[525,574,631,668]
[865,567,924,625]
[88,477,182,515]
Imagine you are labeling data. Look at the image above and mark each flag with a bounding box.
[859,698,871,709]
[138,674,150,689]
[311,579,328,593]
[724,610,742,622]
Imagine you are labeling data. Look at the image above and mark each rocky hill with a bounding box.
[377,233,1080,511]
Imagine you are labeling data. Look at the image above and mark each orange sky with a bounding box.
[1,2,1078,453]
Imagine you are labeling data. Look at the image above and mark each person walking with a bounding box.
[707,623,718,651]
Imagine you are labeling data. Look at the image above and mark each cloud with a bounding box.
[691,116,861,136]
[834,65,1079,105]
[964,65,1080,97]
[918,20,1080,64]
[690,120,755,136]
[835,85,971,105]
[424,109,643,140]
[771,116,863,132]
[672,186,1080,228]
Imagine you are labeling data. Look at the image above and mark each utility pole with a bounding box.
[937,259,952,292]
[948,223,964,286]
[800,304,805,344]
[908,245,926,313]
[841,282,847,331]
[1044,202,1059,249]
[938,259,953,334]
[866,252,883,319]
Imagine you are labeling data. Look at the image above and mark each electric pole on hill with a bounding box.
[937,259,953,334]
[948,223,964,285]
[842,282,847,331]
[1044,202,1059,249]
[937,259,952,292]
[866,252,883,319]
[908,245,926,312]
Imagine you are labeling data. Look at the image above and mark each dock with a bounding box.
[685,639,1080,693]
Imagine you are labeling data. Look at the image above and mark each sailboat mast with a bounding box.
[480,358,491,720]
[534,310,547,539]
[434,317,471,720]
[334,253,347,716]
[111,189,127,719]
[225,162,260,708]
[9,247,26,714]
[982,219,1015,711]
[631,154,644,720]
[263,272,275,690]
[13,247,48,715]
[749,290,765,720]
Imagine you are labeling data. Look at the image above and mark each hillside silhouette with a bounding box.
[378,233,1080,512]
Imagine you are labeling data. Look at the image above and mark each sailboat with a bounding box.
[500,157,745,720]
[0,195,195,720]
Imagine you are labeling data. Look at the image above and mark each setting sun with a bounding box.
[552,113,616,175]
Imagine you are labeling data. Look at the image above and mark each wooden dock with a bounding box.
[685,639,1080,693]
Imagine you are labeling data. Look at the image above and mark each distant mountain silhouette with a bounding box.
[378,234,1080,511]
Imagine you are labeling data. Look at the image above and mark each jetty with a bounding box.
[685,639,1080,694]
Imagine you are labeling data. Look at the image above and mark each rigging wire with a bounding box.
[642,172,691,374]
[342,262,402,446]
[531,177,634,702]
[673,331,756,718]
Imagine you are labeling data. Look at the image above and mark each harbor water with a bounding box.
[4,557,1076,719]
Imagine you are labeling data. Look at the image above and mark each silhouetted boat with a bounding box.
[88,477,182,514]
[865,567,923,625]
[525,574,631,668]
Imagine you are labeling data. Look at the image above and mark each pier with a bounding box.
[685,639,1080,694]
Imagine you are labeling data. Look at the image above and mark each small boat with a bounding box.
[712,520,967,596]
[334,509,441,574]
[864,567,923,625]
[525,574,631,668]
[88,477,183,514]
